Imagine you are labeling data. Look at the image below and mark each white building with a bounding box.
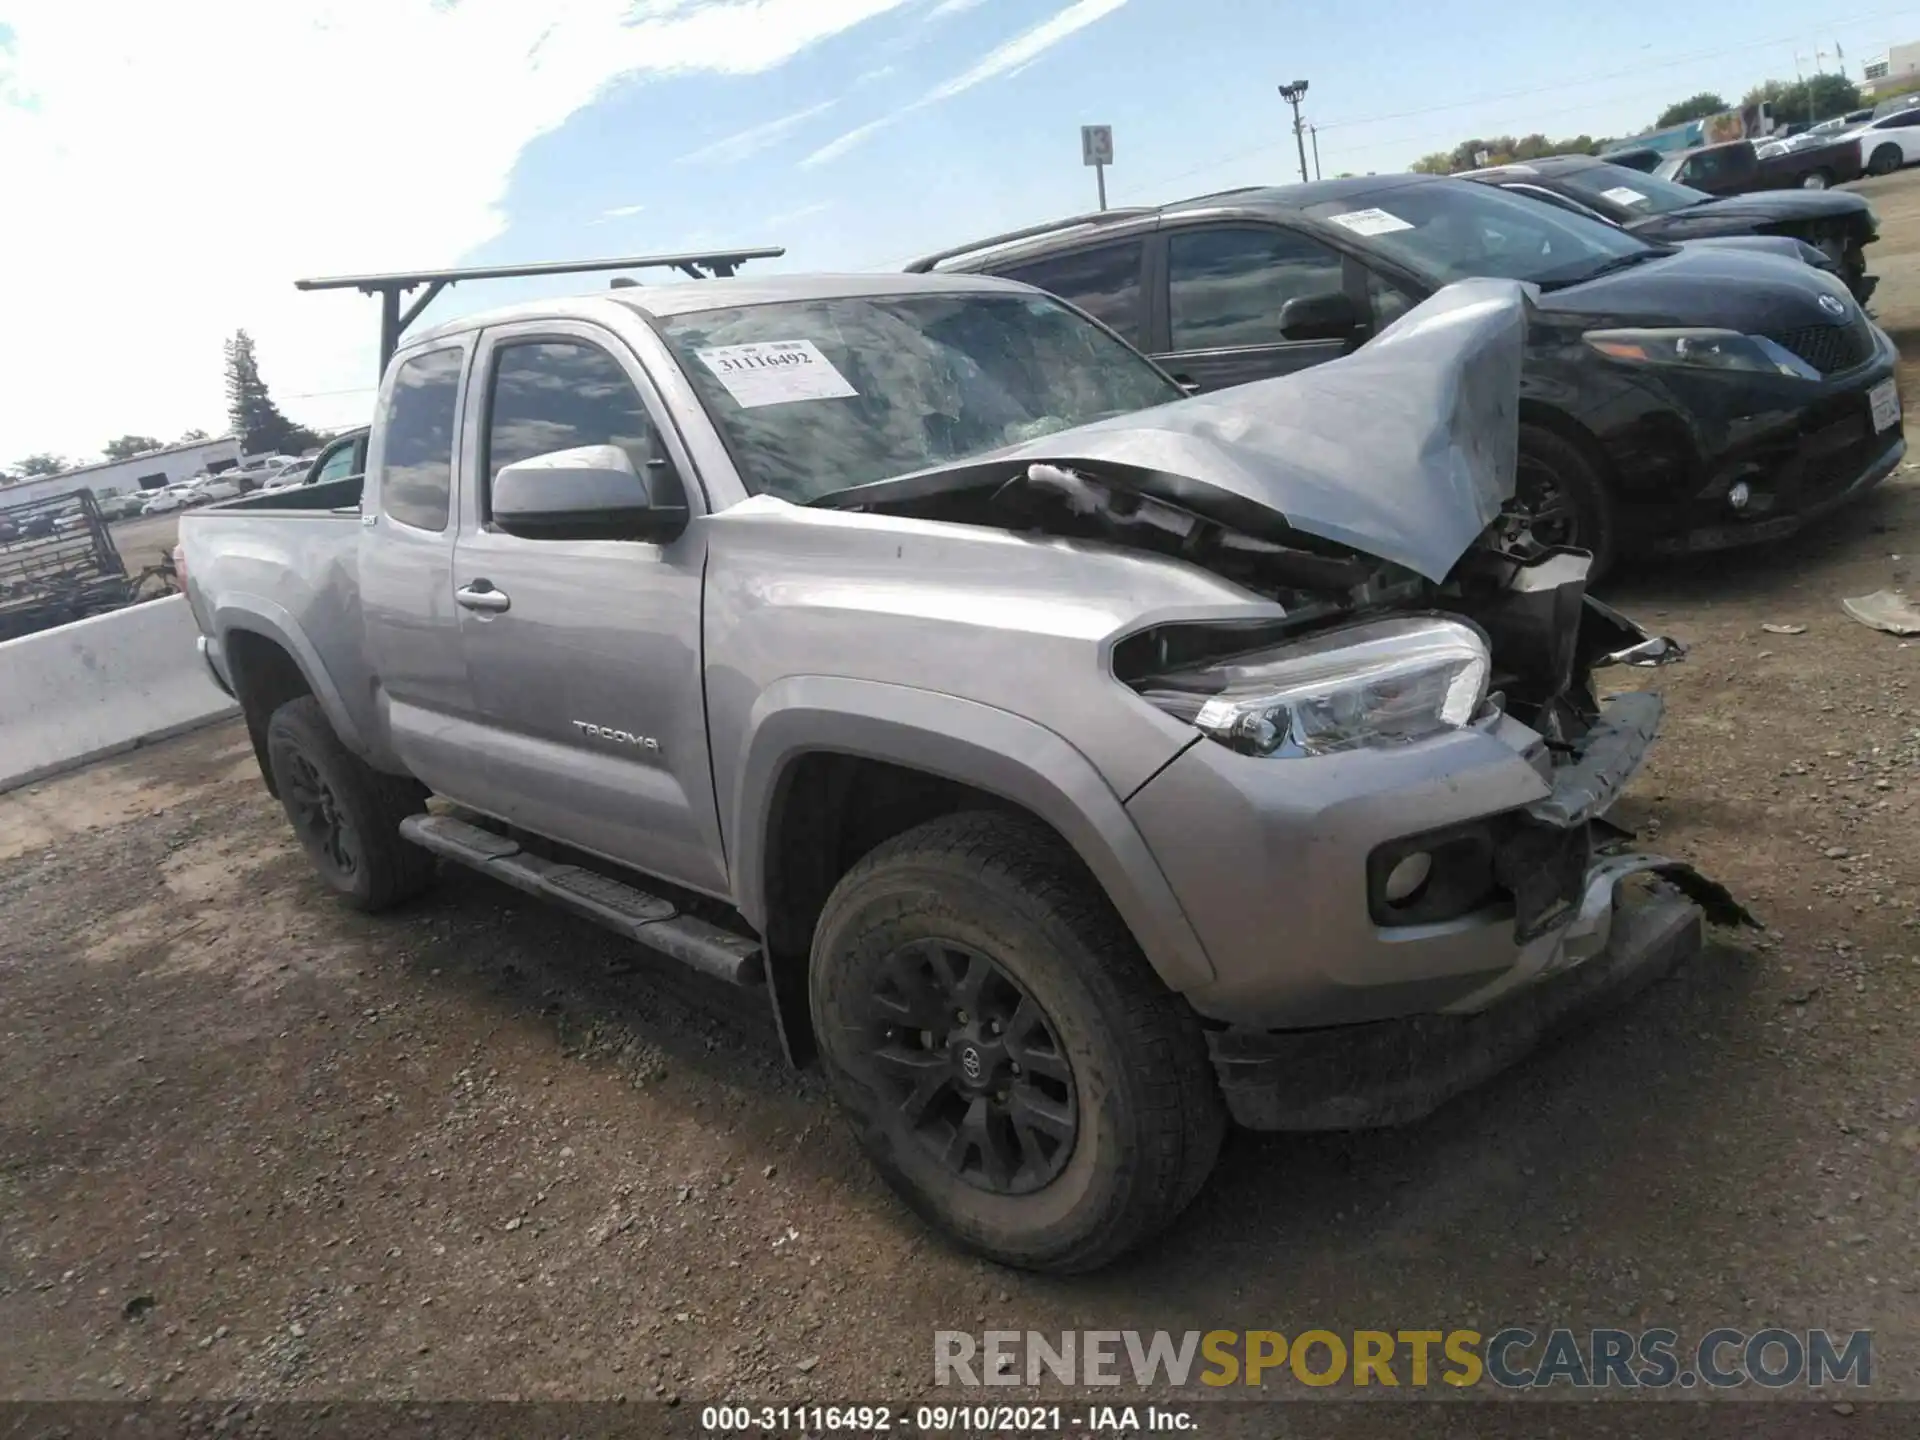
[0,435,243,508]
[1863,43,1920,98]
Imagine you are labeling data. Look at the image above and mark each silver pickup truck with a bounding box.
[179,271,1747,1272]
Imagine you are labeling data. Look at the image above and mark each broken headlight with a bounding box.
[1136,616,1491,758]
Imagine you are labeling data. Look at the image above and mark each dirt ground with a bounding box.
[108,510,184,578]
[8,178,1920,1424]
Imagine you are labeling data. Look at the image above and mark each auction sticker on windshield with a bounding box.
[696,340,858,408]
[1601,185,1650,207]
[1870,378,1901,433]
[1327,208,1415,237]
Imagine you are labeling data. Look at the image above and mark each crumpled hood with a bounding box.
[820,279,1529,583]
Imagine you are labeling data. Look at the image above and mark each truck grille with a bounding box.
[1767,315,1875,375]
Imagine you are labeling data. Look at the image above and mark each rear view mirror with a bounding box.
[1279,290,1361,342]
[491,444,688,542]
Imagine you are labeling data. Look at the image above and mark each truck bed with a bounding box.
[178,478,375,754]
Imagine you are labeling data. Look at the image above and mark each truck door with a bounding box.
[359,339,478,793]
[445,321,727,897]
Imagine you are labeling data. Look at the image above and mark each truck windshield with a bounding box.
[655,291,1182,502]
[1309,181,1661,290]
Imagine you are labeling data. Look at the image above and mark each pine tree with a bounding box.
[224,331,320,455]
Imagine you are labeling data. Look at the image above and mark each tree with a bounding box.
[1656,92,1729,128]
[10,453,69,478]
[1409,132,1599,174]
[178,427,210,442]
[224,330,322,456]
[1743,75,1862,126]
[102,434,164,462]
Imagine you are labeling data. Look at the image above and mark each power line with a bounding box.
[1115,5,1920,196]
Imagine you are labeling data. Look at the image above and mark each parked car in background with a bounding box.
[1602,147,1664,173]
[141,487,191,515]
[1462,156,1879,301]
[1839,109,1920,176]
[1871,92,1920,119]
[195,477,244,503]
[1655,136,1864,193]
[180,270,1742,1271]
[915,175,1903,573]
[1809,109,1874,136]
[269,427,370,488]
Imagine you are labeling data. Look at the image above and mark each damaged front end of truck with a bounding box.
[820,278,1755,1128]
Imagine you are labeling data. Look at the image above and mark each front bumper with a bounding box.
[1126,687,1739,1030]
[1613,323,1904,557]
[1205,875,1702,1131]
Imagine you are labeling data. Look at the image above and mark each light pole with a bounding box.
[1309,122,1322,180]
[1278,80,1310,183]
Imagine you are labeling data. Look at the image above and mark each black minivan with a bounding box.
[910,175,1903,573]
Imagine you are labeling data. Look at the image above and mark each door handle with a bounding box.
[455,581,511,614]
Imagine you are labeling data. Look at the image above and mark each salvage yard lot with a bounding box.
[7,175,1920,1412]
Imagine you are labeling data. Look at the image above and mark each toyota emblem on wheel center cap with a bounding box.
[960,1046,984,1081]
[1819,293,1848,318]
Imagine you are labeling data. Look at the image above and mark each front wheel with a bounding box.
[1800,169,1832,191]
[1870,144,1903,177]
[266,695,435,912]
[809,811,1225,1272]
[1498,423,1620,578]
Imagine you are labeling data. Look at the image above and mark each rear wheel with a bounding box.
[1499,423,1619,578]
[1800,169,1832,191]
[1870,144,1903,177]
[810,811,1225,1272]
[266,695,435,912]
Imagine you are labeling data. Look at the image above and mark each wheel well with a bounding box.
[1518,402,1615,484]
[224,628,314,797]
[757,753,1042,1064]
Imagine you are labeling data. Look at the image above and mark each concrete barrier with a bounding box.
[0,594,240,795]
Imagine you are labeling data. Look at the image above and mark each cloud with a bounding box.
[803,0,1127,167]
[759,200,836,229]
[677,98,838,166]
[0,0,915,459]
[926,0,991,16]
[596,202,648,220]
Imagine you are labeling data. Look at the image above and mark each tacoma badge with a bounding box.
[572,722,661,752]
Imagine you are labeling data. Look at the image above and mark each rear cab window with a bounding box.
[377,347,464,532]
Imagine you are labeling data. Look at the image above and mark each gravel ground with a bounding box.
[7,176,1920,1423]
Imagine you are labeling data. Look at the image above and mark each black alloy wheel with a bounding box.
[1870,144,1903,177]
[281,746,362,880]
[865,938,1077,1196]
[1500,455,1581,553]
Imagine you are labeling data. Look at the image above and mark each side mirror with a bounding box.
[491,444,689,543]
[1279,290,1361,342]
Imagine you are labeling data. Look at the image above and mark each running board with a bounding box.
[399,814,764,987]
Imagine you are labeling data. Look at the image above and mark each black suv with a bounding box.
[911,176,1903,573]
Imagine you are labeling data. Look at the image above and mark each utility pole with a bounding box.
[1309,122,1322,180]
[1278,80,1311,183]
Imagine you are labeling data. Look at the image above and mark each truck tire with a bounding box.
[809,810,1225,1272]
[1800,169,1832,191]
[1508,422,1618,579]
[1870,144,1903,177]
[266,695,435,913]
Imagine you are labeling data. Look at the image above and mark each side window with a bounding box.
[1167,226,1346,351]
[378,347,463,531]
[483,340,671,518]
[1367,270,1417,331]
[314,442,358,484]
[994,241,1146,347]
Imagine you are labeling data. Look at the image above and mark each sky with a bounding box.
[3,0,1920,465]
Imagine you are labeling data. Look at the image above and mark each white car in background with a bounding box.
[140,489,188,515]
[1845,110,1920,175]
[194,477,243,503]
